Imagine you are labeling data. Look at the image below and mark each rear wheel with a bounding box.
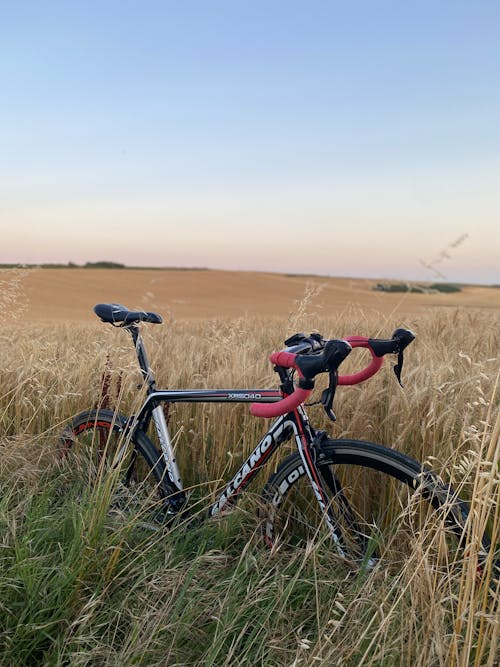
[262,438,497,581]
[59,409,173,523]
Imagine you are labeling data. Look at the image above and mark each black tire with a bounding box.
[262,438,497,579]
[59,409,172,522]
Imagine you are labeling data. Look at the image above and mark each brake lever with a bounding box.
[391,328,415,387]
[393,350,404,387]
[321,370,338,421]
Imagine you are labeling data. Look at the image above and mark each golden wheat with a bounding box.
[0,299,498,665]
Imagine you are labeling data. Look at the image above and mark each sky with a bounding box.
[1,1,499,284]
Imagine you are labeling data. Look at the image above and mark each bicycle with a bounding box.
[60,303,498,579]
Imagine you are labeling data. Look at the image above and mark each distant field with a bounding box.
[2,267,499,323]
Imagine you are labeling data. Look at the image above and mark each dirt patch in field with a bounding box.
[2,268,499,323]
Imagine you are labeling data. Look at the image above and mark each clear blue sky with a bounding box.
[2,1,499,283]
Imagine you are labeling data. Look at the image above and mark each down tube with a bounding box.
[210,415,296,517]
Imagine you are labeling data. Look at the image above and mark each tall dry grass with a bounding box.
[0,291,498,665]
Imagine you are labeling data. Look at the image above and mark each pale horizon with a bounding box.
[2,2,499,286]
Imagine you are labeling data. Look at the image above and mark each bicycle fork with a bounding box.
[294,416,376,565]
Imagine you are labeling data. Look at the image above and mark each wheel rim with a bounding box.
[263,459,475,576]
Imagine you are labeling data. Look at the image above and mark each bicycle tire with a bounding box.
[261,438,497,580]
[59,409,172,522]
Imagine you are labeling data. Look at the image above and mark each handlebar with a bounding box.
[250,328,415,418]
[250,339,352,418]
[249,386,313,418]
[339,328,416,385]
[337,336,383,385]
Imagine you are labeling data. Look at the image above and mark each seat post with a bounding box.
[127,324,156,392]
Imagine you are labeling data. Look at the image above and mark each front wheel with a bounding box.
[59,409,173,522]
[261,438,497,582]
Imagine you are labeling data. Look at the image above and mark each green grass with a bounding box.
[1,425,498,666]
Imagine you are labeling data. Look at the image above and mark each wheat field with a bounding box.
[3,266,500,322]
[0,268,499,666]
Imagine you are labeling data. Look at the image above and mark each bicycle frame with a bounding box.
[124,323,345,543]
[133,388,282,496]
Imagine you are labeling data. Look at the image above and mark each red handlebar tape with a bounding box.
[250,336,384,418]
[338,336,383,385]
[249,387,312,418]
[268,350,301,372]
[250,350,311,418]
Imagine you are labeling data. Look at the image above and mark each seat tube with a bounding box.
[151,405,183,490]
